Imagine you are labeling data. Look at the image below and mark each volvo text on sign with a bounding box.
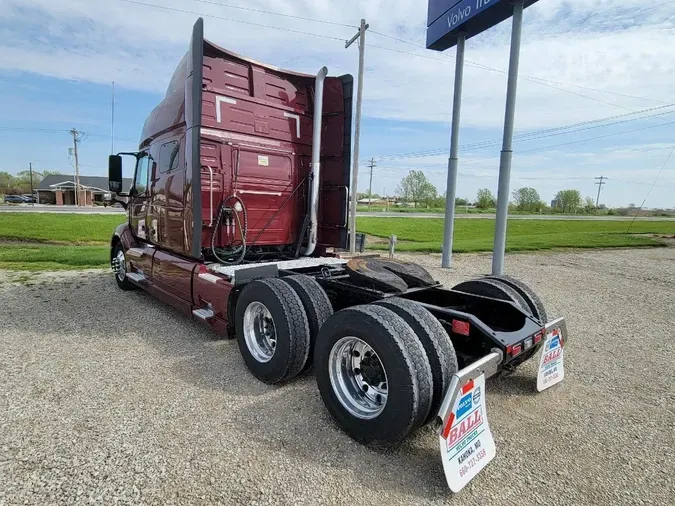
[426,0,540,50]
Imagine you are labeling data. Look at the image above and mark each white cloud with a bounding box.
[1,0,674,128]
[1,0,675,207]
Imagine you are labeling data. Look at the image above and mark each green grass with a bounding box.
[0,213,118,270]
[0,213,123,245]
[0,244,109,271]
[357,217,674,252]
[0,213,671,270]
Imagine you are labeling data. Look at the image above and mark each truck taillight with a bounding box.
[506,344,522,357]
[534,330,544,344]
[452,319,470,336]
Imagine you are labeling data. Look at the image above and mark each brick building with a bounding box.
[36,175,132,205]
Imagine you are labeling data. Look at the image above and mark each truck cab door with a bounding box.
[128,153,154,278]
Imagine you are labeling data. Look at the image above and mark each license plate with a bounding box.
[537,321,566,392]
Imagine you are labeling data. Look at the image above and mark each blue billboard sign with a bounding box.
[426,0,540,50]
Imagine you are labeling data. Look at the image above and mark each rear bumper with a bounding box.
[436,316,567,431]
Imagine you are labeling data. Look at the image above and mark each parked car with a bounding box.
[3,195,26,204]
[21,195,37,203]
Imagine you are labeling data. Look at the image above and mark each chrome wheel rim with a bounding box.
[328,336,388,420]
[243,301,277,363]
[113,249,126,281]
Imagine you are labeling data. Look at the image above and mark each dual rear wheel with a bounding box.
[235,277,457,447]
[235,276,331,384]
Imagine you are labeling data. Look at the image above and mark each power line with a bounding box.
[0,127,70,133]
[119,0,667,117]
[522,75,667,105]
[188,0,355,28]
[609,178,654,186]
[627,144,675,231]
[370,104,675,161]
[0,125,137,143]
[368,30,665,106]
[517,119,675,154]
[374,118,675,172]
[116,0,346,41]
[118,0,666,120]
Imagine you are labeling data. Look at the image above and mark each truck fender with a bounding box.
[110,223,134,262]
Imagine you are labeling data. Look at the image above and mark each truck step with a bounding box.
[192,308,215,321]
[126,247,147,258]
[126,272,146,283]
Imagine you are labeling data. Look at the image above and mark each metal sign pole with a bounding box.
[441,32,466,269]
[492,0,524,275]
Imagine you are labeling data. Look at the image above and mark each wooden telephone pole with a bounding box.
[345,19,369,253]
[70,128,81,206]
[595,175,606,208]
[367,157,376,208]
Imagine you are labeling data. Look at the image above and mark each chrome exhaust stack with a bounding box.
[301,66,328,256]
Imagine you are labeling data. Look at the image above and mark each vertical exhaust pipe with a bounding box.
[301,66,328,256]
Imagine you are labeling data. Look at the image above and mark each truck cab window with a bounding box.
[159,141,180,173]
[134,155,150,194]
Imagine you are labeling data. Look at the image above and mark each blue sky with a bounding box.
[1,0,674,208]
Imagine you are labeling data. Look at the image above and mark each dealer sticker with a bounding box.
[439,374,496,492]
[537,327,565,392]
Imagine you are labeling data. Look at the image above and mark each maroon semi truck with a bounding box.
[108,19,567,491]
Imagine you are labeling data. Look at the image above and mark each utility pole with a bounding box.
[367,157,376,208]
[595,175,606,208]
[70,128,82,207]
[346,18,369,254]
[29,162,34,207]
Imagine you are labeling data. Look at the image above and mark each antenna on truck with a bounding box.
[111,81,115,155]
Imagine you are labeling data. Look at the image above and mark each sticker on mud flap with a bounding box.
[439,374,496,493]
[257,155,269,166]
[537,327,565,392]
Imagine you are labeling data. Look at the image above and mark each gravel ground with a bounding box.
[1,248,674,506]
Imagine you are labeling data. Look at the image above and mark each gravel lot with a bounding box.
[1,248,674,506]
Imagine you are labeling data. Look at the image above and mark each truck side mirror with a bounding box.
[109,155,123,192]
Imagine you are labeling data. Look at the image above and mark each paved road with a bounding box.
[2,205,673,221]
[356,211,675,220]
[1,248,673,505]
[0,204,125,214]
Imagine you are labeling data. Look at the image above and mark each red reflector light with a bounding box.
[511,344,522,357]
[534,331,543,344]
[506,345,512,355]
[452,319,470,336]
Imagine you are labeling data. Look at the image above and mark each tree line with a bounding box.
[393,170,598,212]
[0,170,62,195]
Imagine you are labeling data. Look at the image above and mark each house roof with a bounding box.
[37,175,133,193]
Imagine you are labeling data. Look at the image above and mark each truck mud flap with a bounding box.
[536,317,567,392]
[437,316,568,492]
[437,351,501,493]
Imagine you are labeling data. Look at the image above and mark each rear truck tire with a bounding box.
[282,275,334,374]
[111,242,135,291]
[374,297,458,425]
[485,275,548,324]
[453,278,531,314]
[314,304,433,447]
[235,278,311,384]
